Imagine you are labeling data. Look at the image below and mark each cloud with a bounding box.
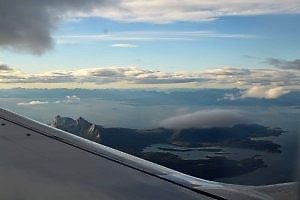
[240,85,290,99]
[55,95,81,104]
[0,64,13,71]
[1,66,300,89]
[268,58,300,70]
[17,100,49,106]
[160,109,252,129]
[223,93,239,101]
[0,0,110,54]
[2,1,298,54]
[111,43,137,48]
[56,31,256,44]
[87,0,300,23]
[65,95,81,103]
[224,85,291,100]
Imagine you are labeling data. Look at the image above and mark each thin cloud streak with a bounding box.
[112,43,137,48]
[86,0,300,23]
[56,31,256,44]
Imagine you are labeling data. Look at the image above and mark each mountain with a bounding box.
[50,116,281,182]
[50,116,287,183]
[51,116,283,153]
[51,115,101,143]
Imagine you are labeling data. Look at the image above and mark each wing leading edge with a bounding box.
[0,108,297,200]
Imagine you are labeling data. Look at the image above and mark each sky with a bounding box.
[0,0,300,93]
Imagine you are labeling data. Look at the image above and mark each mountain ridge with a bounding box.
[51,115,101,143]
[51,115,283,153]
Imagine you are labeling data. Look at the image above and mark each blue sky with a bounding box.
[0,1,299,92]
[2,14,300,72]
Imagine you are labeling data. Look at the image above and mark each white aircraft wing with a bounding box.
[0,108,297,200]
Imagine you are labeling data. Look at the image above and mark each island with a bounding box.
[51,115,283,181]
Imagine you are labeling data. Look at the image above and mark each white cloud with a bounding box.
[160,109,252,129]
[56,31,256,44]
[223,93,238,101]
[65,95,81,103]
[1,1,299,54]
[17,100,49,106]
[240,85,290,99]
[111,43,137,48]
[1,65,300,90]
[55,95,81,104]
[84,0,300,23]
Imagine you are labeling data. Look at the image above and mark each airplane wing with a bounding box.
[0,108,298,200]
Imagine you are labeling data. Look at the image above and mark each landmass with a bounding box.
[157,147,223,152]
[51,115,283,180]
[139,152,267,180]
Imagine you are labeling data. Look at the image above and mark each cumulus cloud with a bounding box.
[17,100,49,106]
[111,43,137,48]
[223,93,239,101]
[0,64,13,71]
[268,58,300,70]
[224,85,291,100]
[160,109,252,129]
[0,0,110,54]
[65,95,81,103]
[55,95,81,104]
[240,85,290,99]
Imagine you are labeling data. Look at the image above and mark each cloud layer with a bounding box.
[1,65,299,92]
[1,1,299,53]
[160,109,252,129]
